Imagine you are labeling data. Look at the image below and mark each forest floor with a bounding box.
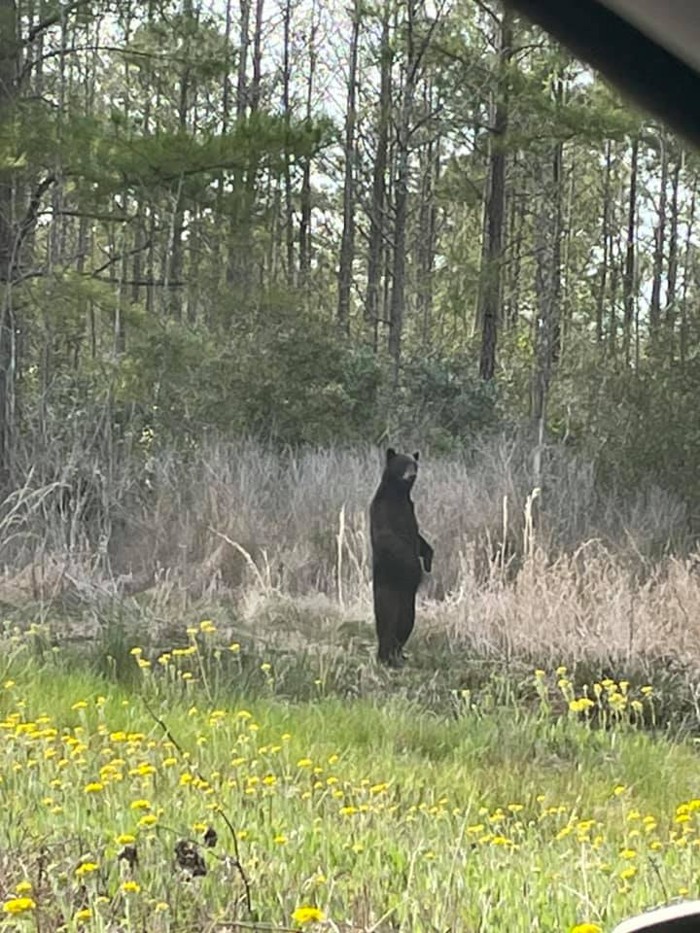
[1,602,700,932]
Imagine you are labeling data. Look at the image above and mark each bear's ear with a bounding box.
[386,448,396,461]
[413,451,420,462]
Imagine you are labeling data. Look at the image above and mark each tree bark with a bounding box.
[596,139,612,345]
[389,0,425,380]
[365,1,392,350]
[416,83,440,347]
[622,137,639,366]
[336,0,360,335]
[237,0,250,119]
[648,130,667,341]
[478,5,513,381]
[281,0,295,284]
[680,177,696,368]
[298,0,317,283]
[665,150,682,357]
[0,0,19,490]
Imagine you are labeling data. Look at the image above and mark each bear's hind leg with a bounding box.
[397,589,417,656]
[373,584,403,667]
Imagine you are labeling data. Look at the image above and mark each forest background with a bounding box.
[2,0,700,651]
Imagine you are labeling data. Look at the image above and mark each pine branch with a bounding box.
[23,0,96,46]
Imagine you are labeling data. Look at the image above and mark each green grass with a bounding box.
[1,621,700,932]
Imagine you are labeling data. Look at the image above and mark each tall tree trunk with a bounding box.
[596,140,612,345]
[531,59,564,502]
[298,0,317,283]
[250,0,264,113]
[665,150,682,358]
[478,5,513,381]
[237,0,250,119]
[365,1,392,350]
[416,85,440,347]
[0,0,19,491]
[169,0,193,320]
[622,137,639,367]
[336,0,360,335]
[281,0,295,285]
[531,134,563,501]
[680,178,696,368]
[388,0,421,380]
[648,130,668,341]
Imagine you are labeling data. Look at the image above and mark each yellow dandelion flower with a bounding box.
[228,642,241,653]
[71,701,88,710]
[292,906,325,924]
[75,862,99,877]
[138,814,158,827]
[491,835,514,847]
[154,902,169,912]
[129,647,143,656]
[3,898,37,915]
[121,881,140,894]
[199,619,216,633]
[297,758,313,768]
[130,799,151,810]
[570,924,601,933]
[84,781,104,794]
[74,908,92,922]
[619,866,637,880]
[129,763,156,777]
[14,882,32,895]
[274,834,288,844]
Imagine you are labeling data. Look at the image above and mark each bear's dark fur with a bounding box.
[369,448,433,667]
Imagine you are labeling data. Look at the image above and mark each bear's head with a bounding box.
[383,448,420,490]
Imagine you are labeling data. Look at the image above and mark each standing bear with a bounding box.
[369,448,433,667]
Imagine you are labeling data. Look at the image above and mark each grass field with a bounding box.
[2,616,700,933]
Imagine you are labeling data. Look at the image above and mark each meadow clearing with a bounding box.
[2,443,700,931]
[1,613,700,933]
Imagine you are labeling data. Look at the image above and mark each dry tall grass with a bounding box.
[1,435,698,664]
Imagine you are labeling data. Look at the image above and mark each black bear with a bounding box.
[369,448,433,667]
